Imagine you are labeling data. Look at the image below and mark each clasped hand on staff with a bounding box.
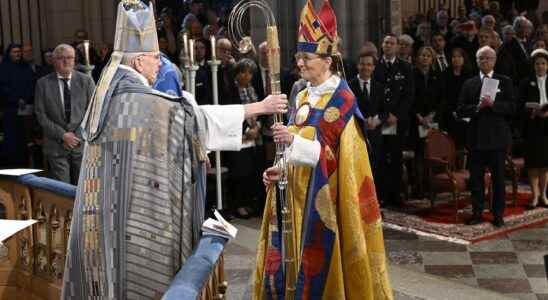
[263,122,293,186]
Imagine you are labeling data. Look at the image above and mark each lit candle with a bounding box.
[183,33,189,61]
[189,39,195,66]
[83,40,90,66]
[210,35,216,61]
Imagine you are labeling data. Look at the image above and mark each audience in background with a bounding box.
[2,0,548,222]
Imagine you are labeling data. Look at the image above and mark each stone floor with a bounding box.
[384,224,548,300]
[222,217,548,299]
[223,218,261,299]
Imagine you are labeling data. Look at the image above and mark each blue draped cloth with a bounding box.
[153,53,183,97]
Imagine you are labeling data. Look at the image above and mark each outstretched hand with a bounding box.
[243,94,288,120]
[261,94,288,115]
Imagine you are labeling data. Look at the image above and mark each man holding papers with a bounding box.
[457,46,516,227]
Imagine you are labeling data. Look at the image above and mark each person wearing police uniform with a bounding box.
[373,33,415,207]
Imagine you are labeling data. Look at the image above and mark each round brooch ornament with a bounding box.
[531,81,537,87]
[295,103,311,126]
[323,107,340,123]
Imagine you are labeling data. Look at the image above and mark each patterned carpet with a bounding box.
[383,186,548,244]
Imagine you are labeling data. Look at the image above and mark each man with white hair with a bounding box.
[457,46,515,227]
[62,2,287,299]
[513,16,534,54]
[398,34,414,64]
[257,41,269,97]
[506,16,534,79]
[216,37,236,98]
[34,44,95,184]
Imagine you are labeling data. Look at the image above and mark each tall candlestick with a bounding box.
[189,39,194,66]
[208,59,222,210]
[210,35,216,61]
[83,40,90,66]
[183,33,189,62]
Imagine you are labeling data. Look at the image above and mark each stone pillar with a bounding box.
[100,0,117,46]
[44,0,84,47]
[390,0,403,36]
[86,0,104,46]
[85,0,117,47]
[42,0,116,48]
[0,0,47,61]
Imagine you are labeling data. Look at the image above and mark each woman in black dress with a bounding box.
[519,48,548,208]
[440,47,474,149]
[224,58,264,218]
[410,46,443,198]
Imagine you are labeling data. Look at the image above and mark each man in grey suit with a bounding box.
[34,44,95,184]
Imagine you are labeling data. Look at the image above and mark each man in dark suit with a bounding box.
[34,44,95,184]
[349,51,384,177]
[504,16,534,81]
[457,46,515,227]
[432,32,450,72]
[373,34,415,207]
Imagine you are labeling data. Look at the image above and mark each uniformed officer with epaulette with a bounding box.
[373,33,415,207]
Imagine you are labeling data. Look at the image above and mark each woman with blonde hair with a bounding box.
[410,46,443,198]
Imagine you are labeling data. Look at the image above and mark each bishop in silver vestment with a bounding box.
[62,2,287,299]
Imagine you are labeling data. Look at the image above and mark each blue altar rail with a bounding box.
[16,174,77,198]
[162,236,227,300]
[8,174,227,300]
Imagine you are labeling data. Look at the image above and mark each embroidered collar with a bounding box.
[307,75,340,98]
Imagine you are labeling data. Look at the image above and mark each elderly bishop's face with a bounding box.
[135,52,161,84]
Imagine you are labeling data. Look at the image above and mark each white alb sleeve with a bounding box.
[286,135,321,167]
[199,104,244,151]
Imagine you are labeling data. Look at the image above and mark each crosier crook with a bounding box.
[228,1,297,298]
